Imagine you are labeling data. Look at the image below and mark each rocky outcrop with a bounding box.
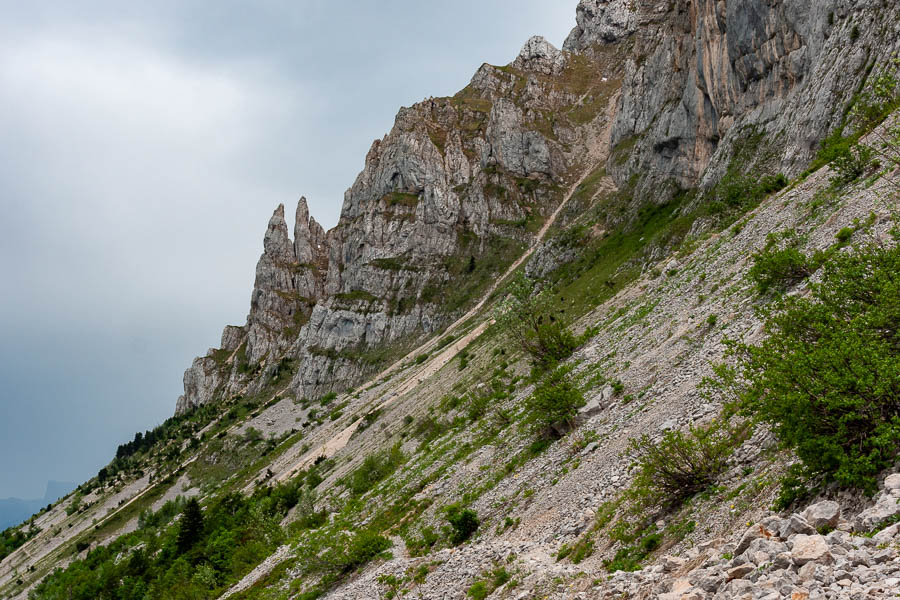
[513,36,567,76]
[176,198,328,414]
[564,0,637,50]
[175,354,222,415]
[174,28,629,411]
[582,491,900,600]
[245,198,328,365]
[603,0,900,196]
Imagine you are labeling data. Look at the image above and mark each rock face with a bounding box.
[564,0,637,50]
[602,0,900,196]
[177,198,328,413]
[174,0,900,414]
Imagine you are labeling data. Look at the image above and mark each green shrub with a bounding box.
[829,142,873,185]
[306,471,324,489]
[626,419,744,511]
[66,494,83,516]
[413,416,448,445]
[447,506,479,545]
[458,349,470,370]
[466,567,511,599]
[748,247,815,293]
[467,581,489,600]
[492,567,511,587]
[243,427,264,444]
[406,526,440,557]
[495,274,582,370]
[526,365,586,438]
[708,171,787,215]
[836,227,854,244]
[559,535,595,564]
[340,530,392,572]
[466,393,491,422]
[599,532,665,572]
[347,445,406,496]
[722,241,900,494]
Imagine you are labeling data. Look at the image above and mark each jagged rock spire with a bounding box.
[246,204,301,364]
[244,200,330,365]
[293,197,328,300]
[263,203,295,265]
[294,197,327,267]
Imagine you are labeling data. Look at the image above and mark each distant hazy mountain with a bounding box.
[0,481,75,530]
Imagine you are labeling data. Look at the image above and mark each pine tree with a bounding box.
[176,498,203,554]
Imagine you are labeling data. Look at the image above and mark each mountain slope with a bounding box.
[2,1,899,599]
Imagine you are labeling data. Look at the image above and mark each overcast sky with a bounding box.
[0,1,577,499]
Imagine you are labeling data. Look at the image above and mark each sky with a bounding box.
[0,1,577,499]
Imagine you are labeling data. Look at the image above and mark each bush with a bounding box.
[722,241,900,494]
[708,171,787,215]
[413,416,447,444]
[340,530,391,572]
[447,506,479,545]
[748,247,815,293]
[836,227,854,244]
[406,526,440,557]
[829,142,873,185]
[243,427,264,444]
[347,445,406,496]
[467,581,489,600]
[626,419,743,511]
[495,274,582,370]
[466,567,511,599]
[526,365,586,438]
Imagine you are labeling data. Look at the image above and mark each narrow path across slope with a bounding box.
[372,163,599,386]
[274,162,601,483]
[230,165,604,596]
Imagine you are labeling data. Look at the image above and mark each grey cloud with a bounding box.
[0,0,575,498]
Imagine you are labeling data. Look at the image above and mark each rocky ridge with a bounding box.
[176,21,629,412]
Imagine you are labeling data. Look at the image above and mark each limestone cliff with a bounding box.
[176,0,899,414]
[176,30,624,413]
[592,0,900,197]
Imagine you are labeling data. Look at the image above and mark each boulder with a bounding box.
[791,535,834,566]
[782,514,815,537]
[734,523,777,556]
[854,489,900,531]
[884,473,900,491]
[872,522,899,544]
[726,564,755,581]
[802,501,840,531]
